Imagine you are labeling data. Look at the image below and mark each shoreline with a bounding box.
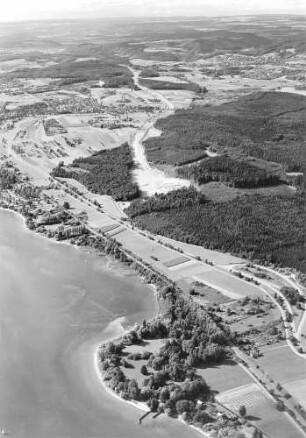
[0,206,85,250]
[178,416,211,438]
[0,207,162,413]
[0,206,143,281]
[0,203,171,289]
[94,340,211,438]
[94,343,211,438]
[94,344,150,414]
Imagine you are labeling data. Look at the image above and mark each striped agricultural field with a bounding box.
[163,255,190,268]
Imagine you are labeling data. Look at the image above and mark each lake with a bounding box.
[0,209,200,437]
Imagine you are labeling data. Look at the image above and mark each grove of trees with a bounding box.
[52,143,140,201]
[177,155,282,188]
[125,187,207,217]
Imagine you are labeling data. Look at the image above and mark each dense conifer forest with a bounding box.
[144,91,306,170]
[139,77,202,93]
[126,187,207,216]
[177,155,283,188]
[0,165,18,189]
[52,143,140,201]
[7,60,134,86]
[126,191,305,273]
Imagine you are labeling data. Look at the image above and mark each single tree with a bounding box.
[140,365,148,375]
[239,404,247,417]
[150,397,159,412]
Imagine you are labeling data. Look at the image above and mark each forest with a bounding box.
[139,77,201,93]
[51,143,140,201]
[126,187,207,217]
[177,155,283,188]
[126,191,305,273]
[7,60,134,87]
[280,287,305,306]
[139,69,160,78]
[143,91,306,170]
[0,165,18,189]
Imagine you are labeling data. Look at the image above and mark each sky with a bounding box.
[0,0,305,21]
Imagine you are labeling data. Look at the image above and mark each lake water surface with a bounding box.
[0,209,200,437]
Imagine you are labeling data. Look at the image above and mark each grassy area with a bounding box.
[190,281,233,305]
[257,345,306,383]
[284,379,306,410]
[196,360,252,393]
[217,383,302,438]
[198,181,295,203]
[119,339,165,385]
[214,296,284,347]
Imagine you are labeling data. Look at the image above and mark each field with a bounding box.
[284,379,306,410]
[154,235,244,265]
[43,188,119,229]
[191,268,265,300]
[198,181,295,203]
[257,344,306,384]
[196,360,252,393]
[66,180,128,220]
[144,89,195,109]
[217,383,303,438]
[190,281,233,305]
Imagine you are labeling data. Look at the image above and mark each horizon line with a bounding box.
[0,12,305,24]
